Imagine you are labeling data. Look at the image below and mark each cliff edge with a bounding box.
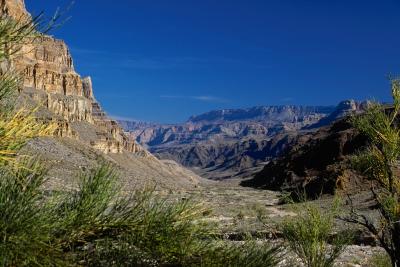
[1,0,200,190]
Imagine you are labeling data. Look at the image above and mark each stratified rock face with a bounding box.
[0,0,201,190]
[121,101,366,180]
[305,100,367,129]
[150,133,298,180]
[241,119,369,198]
[3,0,143,155]
[188,106,334,124]
[82,76,94,99]
[124,106,335,148]
[120,105,337,179]
[16,36,87,97]
[0,0,28,18]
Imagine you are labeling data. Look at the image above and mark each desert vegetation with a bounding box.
[347,80,400,266]
[0,11,283,267]
[281,199,352,267]
[3,2,400,267]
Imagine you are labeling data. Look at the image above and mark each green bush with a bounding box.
[367,252,392,267]
[349,80,400,266]
[196,241,281,267]
[282,201,351,267]
[0,159,63,266]
[0,159,281,266]
[55,165,213,266]
[0,6,281,267]
[58,166,280,267]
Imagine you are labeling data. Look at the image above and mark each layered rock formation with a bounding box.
[149,133,299,180]
[123,105,336,148]
[1,0,201,189]
[3,0,142,155]
[241,118,369,198]
[305,100,368,129]
[121,102,365,180]
[188,105,334,124]
[120,105,339,179]
[0,0,28,18]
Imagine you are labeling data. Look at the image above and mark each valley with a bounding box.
[174,178,384,266]
[120,100,366,180]
[0,0,397,266]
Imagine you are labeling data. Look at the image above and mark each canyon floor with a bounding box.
[170,179,385,267]
[23,136,385,266]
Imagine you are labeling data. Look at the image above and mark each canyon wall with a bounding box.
[0,0,28,18]
[2,0,143,155]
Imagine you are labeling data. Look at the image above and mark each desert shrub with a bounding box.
[50,165,280,267]
[278,191,295,205]
[0,158,64,266]
[282,201,351,267]
[368,252,392,267]
[348,80,400,266]
[0,159,220,266]
[0,12,58,165]
[195,240,281,267]
[0,8,63,267]
[0,5,281,267]
[53,165,213,266]
[0,157,273,266]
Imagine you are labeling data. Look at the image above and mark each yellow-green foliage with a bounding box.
[368,252,392,267]
[0,108,55,164]
[0,13,57,166]
[351,80,400,266]
[196,240,280,267]
[352,82,400,195]
[282,200,351,267]
[0,11,281,267]
[0,15,38,59]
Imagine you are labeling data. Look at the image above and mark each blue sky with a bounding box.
[26,0,400,123]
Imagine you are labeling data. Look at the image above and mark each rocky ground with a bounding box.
[2,1,388,265]
[20,135,385,266]
[21,137,201,191]
[170,178,386,267]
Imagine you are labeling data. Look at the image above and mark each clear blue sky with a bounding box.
[26,0,400,123]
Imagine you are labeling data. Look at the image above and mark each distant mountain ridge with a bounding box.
[119,101,365,179]
[120,105,332,149]
[305,100,369,129]
[188,105,335,123]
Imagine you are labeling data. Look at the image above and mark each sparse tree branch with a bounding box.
[348,80,400,266]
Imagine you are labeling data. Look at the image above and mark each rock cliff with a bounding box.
[241,118,369,198]
[0,0,28,18]
[305,100,368,129]
[120,105,338,179]
[3,0,142,155]
[123,105,335,148]
[1,0,201,189]
[188,106,334,124]
[121,102,364,180]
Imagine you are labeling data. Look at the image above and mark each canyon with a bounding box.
[0,2,387,265]
[120,100,366,180]
[1,0,201,190]
[1,0,368,189]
